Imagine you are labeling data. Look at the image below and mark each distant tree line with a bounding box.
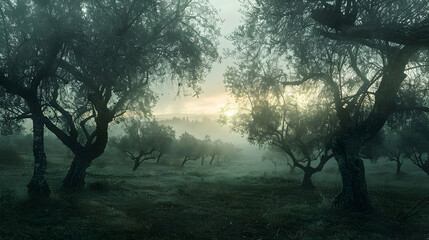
[111,119,240,170]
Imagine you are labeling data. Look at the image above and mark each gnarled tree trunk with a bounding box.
[49,110,111,189]
[182,156,189,167]
[132,158,141,171]
[395,157,402,176]
[301,169,315,189]
[332,137,372,211]
[62,152,92,189]
[209,155,216,165]
[27,112,51,199]
[156,153,163,164]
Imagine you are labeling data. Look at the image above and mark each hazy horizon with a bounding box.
[153,0,241,116]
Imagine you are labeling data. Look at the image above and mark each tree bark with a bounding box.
[332,137,373,211]
[421,161,429,175]
[395,158,402,176]
[62,153,91,189]
[329,48,417,212]
[209,155,216,165]
[301,169,315,189]
[181,156,188,167]
[43,109,111,189]
[27,112,51,199]
[132,158,141,171]
[156,153,162,164]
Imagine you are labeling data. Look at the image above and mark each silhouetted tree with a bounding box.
[208,140,223,165]
[222,76,335,188]
[228,0,429,210]
[176,132,201,167]
[213,140,240,161]
[383,132,405,176]
[0,0,219,188]
[401,114,429,175]
[199,135,212,165]
[386,79,429,176]
[362,129,407,176]
[0,0,71,198]
[112,119,175,171]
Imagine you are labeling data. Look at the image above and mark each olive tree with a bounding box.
[381,132,405,176]
[208,139,223,165]
[386,81,429,175]
[0,0,77,197]
[199,135,212,165]
[401,114,429,175]
[201,138,240,165]
[0,0,219,188]
[112,119,175,171]
[222,75,335,188]
[175,132,202,167]
[228,0,429,210]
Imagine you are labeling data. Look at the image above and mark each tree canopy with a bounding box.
[112,119,175,171]
[222,71,336,188]
[0,0,220,189]
[225,0,429,210]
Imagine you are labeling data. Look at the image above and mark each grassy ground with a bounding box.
[0,154,429,240]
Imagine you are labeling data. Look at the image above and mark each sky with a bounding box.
[153,0,242,117]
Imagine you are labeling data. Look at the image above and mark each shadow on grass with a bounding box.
[0,175,428,240]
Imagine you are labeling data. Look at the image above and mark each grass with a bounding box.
[0,159,428,240]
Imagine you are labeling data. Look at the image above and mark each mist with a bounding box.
[1,1,429,240]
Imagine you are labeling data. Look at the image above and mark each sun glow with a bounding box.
[154,92,230,116]
[283,86,324,111]
[223,108,236,117]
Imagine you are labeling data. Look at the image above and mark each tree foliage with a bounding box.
[0,0,221,188]
[112,119,175,171]
[226,0,429,209]
[113,121,240,170]
[222,74,335,188]
[401,114,429,175]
